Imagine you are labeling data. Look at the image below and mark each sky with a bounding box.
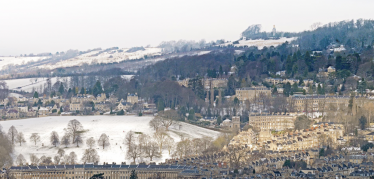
[0,0,373,56]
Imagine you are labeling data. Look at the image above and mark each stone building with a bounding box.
[221,116,241,131]
[249,113,296,131]
[127,93,139,104]
[7,164,183,179]
[202,78,228,90]
[235,86,271,101]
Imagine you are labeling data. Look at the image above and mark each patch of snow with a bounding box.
[219,37,296,49]
[0,56,50,70]
[39,48,162,70]
[0,116,220,164]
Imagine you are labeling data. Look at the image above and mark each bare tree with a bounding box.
[164,136,175,155]
[61,134,71,147]
[144,140,161,161]
[126,143,141,163]
[16,132,26,146]
[124,131,135,151]
[86,137,96,149]
[153,129,168,152]
[8,126,18,145]
[62,155,70,164]
[64,119,84,147]
[156,110,179,130]
[149,117,162,132]
[50,131,60,147]
[227,145,248,169]
[81,149,100,163]
[0,81,9,102]
[30,133,41,145]
[201,137,213,151]
[69,152,77,164]
[29,154,40,165]
[0,132,13,167]
[54,155,61,165]
[16,154,26,166]
[57,148,65,157]
[98,133,110,149]
[73,134,83,147]
[173,138,192,159]
[40,156,52,165]
[191,138,202,155]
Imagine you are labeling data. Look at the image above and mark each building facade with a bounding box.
[235,86,271,101]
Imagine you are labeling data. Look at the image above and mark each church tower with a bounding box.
[272,25,276,37]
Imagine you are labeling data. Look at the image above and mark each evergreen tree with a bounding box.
[130,170,138,179]
[93,81,103,97]
[80,87,86,94]
[219,65,223,76]
[33,92,39,98]
[59,83,65,95]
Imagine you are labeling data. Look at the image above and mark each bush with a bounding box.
[117,109,125,115]
[138,112,143,116]
[52,109,57,113]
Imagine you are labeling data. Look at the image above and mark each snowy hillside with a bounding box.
[39,48,162,70]
[0,56,50,70]
[0,116,220,164]
[4,75,133,93]
[219,37,296,49]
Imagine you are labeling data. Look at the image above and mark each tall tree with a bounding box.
[8,126,18,145]
[81,149,100,163]
[64,119,84,147]
[129,170,138,179]
[30,133,41,145]
[98,134,110,149]
[93,80,103,97]
[50,131,60,147]
[16,132,26,146]
[86,137,96,149]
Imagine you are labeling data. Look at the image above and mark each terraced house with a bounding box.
[6,164,188,179]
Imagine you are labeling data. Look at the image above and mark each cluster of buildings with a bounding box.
[161,144,374,178]
[0,92,157,120]
[230,122,345,151]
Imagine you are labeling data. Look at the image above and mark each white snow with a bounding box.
[39,48,162,70]
[219,37,296,49]
[0,56,50,70]
[4,75,134,92]
[0,116,220,164]
[4,77,69,92]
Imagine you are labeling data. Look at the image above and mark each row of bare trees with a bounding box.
[15,147,100,166]
[124,131,169,163]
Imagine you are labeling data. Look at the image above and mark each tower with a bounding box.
[232,116,241,131]
[272,25,276,37]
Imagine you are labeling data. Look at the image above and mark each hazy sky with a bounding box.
[1,0,373,56]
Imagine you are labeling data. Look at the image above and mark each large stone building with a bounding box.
[202,78,228,90]
[249,113,297,131]
[235,86,271,101]
[290,95,352,113]
[6,164,184,179]
[127,93,139,104]
[230,123,344,151]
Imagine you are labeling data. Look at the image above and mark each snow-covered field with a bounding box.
[40,48,162,70]
[0,116,220,164]
[4,75,133,93]
[0,56,50,70]
[219,37,296,49]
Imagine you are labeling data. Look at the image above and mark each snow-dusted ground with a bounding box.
[40,48,162,70]
[4,75,133,93]
[219,37,296,49]
[0,56,50,70]
[0,116,220,164]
